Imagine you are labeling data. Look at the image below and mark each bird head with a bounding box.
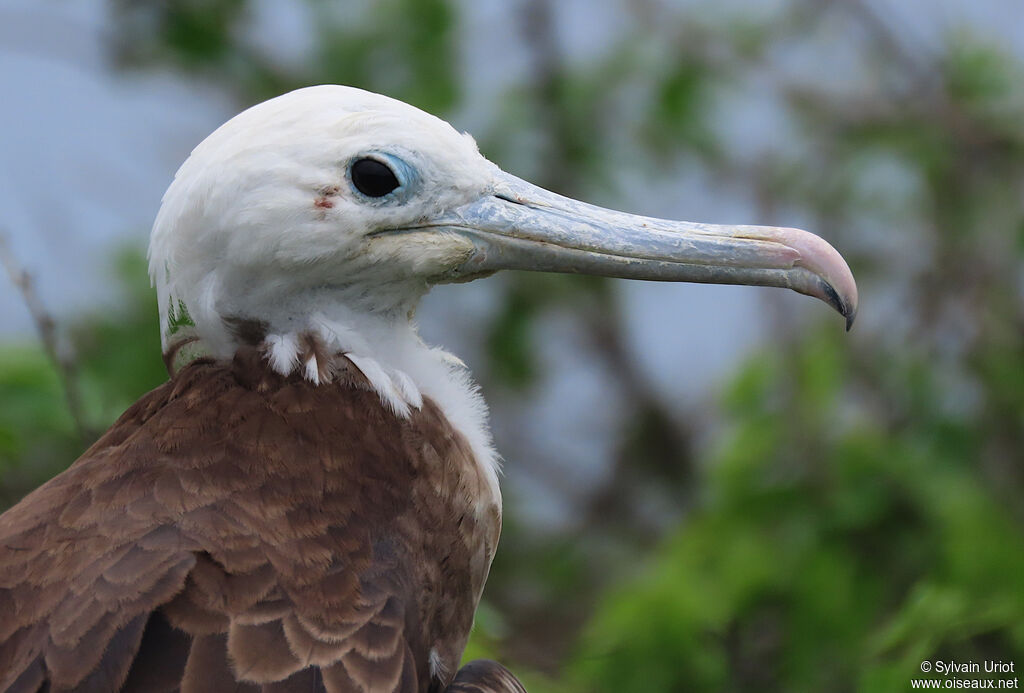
[151,85,857,371]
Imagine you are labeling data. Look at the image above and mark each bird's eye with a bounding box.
[351,158,400,198]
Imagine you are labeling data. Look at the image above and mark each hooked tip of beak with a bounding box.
[737,225,858,331]
[809,256,859,332]
[845,303,857,332]
[821,280,857,331]
[823,266,858,332]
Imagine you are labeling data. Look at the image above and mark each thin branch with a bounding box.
[0,230,91,444]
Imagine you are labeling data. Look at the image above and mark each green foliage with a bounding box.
[644,58,719,164]
[572,331,1023,692]
[485,274,607,389]
[0,248,165,509]
[72,249,167,421]
[310,0,459,114]
[486,280,539,388]
[160,0,246,65]
[114,0,459,113]
[0,347,79,508]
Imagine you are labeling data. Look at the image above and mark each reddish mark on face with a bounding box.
[314,185,340,212]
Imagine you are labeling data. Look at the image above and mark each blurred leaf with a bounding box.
[0,247,164,509]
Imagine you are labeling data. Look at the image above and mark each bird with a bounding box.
[0,85,857,693]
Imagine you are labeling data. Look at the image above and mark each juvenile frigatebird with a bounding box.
[0,85,856,692]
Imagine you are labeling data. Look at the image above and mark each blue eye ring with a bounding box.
[346,152,418,203]
[350,158,399,197]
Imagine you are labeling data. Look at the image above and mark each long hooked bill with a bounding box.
[435,172,858,329]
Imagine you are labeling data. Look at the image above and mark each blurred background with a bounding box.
[1,0,1022,690]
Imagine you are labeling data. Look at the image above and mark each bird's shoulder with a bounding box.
[0,347,501,692]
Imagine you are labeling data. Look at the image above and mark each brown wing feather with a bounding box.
[0,347,502,692]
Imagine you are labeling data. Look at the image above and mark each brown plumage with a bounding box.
[0,347,523,692]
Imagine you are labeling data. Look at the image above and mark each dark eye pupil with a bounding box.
[351,158,400,197]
